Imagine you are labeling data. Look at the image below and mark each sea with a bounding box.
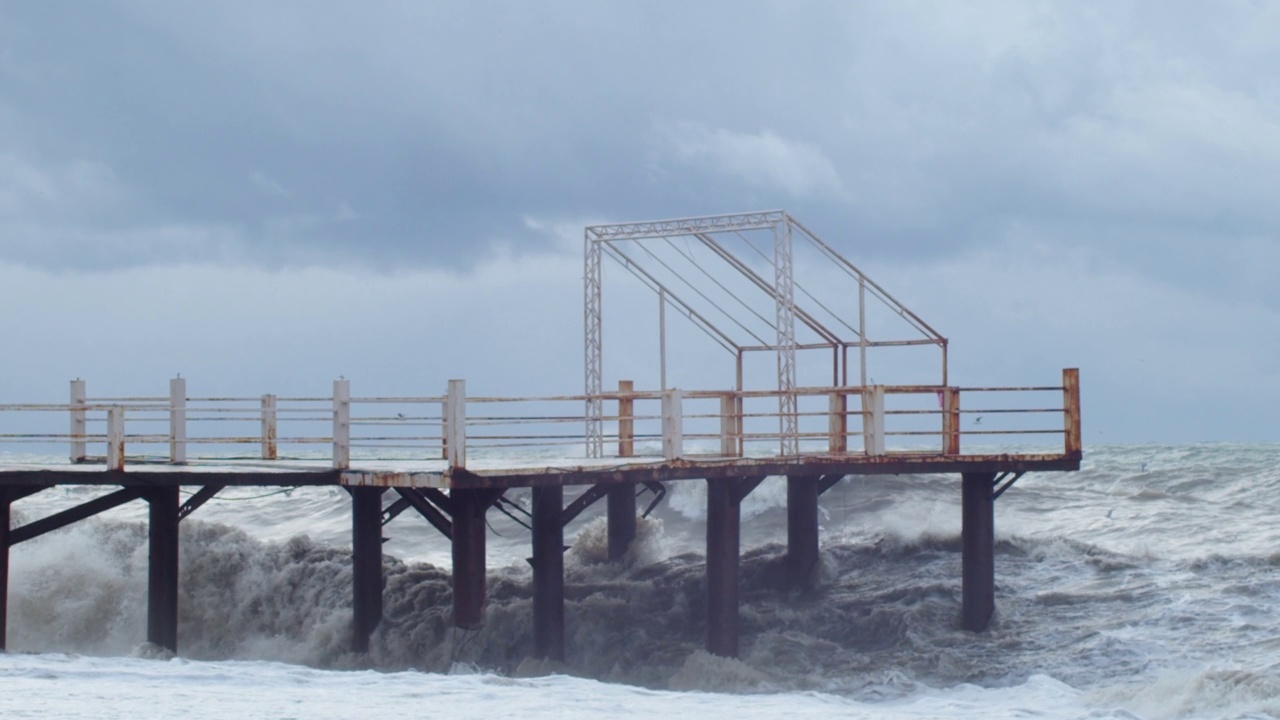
[2,443,1279,719]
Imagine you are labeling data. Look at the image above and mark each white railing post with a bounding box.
[862,385,885,456]
[333,379,350,469]
[662,388,683,461]
[719,392,738,457]
[169,376,187,464]
[943,387,961,455]
[70,379,87,463]
[261,394,278,460]
[829,391,848,454]
[446,379,466,469]
[107,406,125,471]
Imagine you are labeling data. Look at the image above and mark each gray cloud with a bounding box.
[2,1,1278,276]
[0,1,1277,442]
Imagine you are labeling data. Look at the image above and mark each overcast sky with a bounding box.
[1,1,1277,444]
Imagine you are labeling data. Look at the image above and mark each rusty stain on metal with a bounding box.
[1063,368,1081,456]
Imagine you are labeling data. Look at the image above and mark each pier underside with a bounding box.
[0,453,1069,660]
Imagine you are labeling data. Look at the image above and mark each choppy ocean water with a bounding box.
[2,443,1279,719]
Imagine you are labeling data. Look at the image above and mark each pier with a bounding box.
[0,210,1081,661]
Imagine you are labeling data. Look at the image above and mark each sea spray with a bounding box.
[5,444,1280,713]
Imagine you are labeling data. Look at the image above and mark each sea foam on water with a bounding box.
[2,443,1280,719]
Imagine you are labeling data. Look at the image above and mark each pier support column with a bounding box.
[351,487,384,653]
[0,489,11,651]
[706,477,745,658]
[961,472,996,632]
[146,486,180,653]
[606,485,636,562]
[786,475,820,589]
[452,489,490,630]
[531,485,564,661]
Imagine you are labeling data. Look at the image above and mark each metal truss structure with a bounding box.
[583,210,947,458]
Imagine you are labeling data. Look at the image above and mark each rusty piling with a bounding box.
[0,488,10,651]
[351,486,384,653]
[531,485,565,661]
[146,486,180,652]
[961,472,996,632]
[786,475,820,589]
[451,489,489,630]
[706,477,742,657]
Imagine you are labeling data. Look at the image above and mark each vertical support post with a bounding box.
[786,475,820,589]
[719,393,738,457]
[606,484,636,563]
[858,277,868,388]
[1063,368,1081,456]
[261,394,278,460]
[774,218,798,456]
[0,488,10,651]
[862,386,885,456]
[351,486,384,653]
[451,489,488,629]
[661,388,683,461]
[943,388,961,455]
[531,485,565,661]
[617,380,634,458]
[659,287,667,391]
[446,379,466,469]
[584,230,604,458]
[333,379,350,470]
[107,406,125,471]
[69,379,87,463]
[735,350,745,456]
[147,486,180,652]
[169,377,186,464]
[961,472,996,632]
[706,477,741,657]
[828,392,847,454]
[609,380,637,562]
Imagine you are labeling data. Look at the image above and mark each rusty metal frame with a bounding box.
[583,210,950,457]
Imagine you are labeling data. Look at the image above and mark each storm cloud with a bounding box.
[0,1,1276,441]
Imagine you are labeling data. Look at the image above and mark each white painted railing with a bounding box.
[0,370,1080,471]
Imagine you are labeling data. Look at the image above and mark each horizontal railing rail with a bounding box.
[0,369,1080,471]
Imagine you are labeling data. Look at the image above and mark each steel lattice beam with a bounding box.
[774,219,798,455]
[584,232,604,458]
[586,210,785,241]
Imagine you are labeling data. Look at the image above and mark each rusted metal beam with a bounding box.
[1063,368,1081,456]
[421,488,453,515]
[607,484,637,562]
[816,473,844,496]
[450,489,502,630]
[392,488,452,540]
[735,475,766,504]
[178,484,225,522]
[0,470,341,488]
[437,454,1081,490]
[531,485,564,661]
[9,487,146,545]
[562,484,608,526]
[786,475,820,589]
[351,486,385,653]
[146,486,180,652]
[381,496,412,526]
[0,485,39,650]
[0,489,11,650]
[962,472,996,632]
[992,472,1026,501]
[705,475,764,658]
[8,486,48,502]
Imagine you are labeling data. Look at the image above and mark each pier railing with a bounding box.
[0,369,1080,470]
